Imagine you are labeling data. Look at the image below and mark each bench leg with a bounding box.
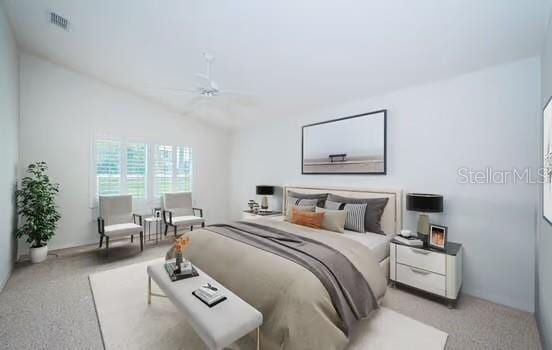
[257,327,260,350]
[148,276,152,305]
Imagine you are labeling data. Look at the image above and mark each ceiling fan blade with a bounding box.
[142,86,198,94]
[194,73,210,81]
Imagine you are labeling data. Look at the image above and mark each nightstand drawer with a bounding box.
[396,244,446,275]
[396,264,446,296]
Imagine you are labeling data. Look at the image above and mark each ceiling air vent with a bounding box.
[49,12,69,31]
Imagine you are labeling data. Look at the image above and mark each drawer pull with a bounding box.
[410,248,430,255]
[410,267,431,275]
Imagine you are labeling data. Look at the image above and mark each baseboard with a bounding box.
[0,263,13,293]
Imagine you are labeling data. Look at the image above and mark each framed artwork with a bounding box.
[302,110,387,175]
[429,224,447,251]
[544,96,552,224]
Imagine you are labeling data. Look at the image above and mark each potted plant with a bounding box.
[16,162,61,263]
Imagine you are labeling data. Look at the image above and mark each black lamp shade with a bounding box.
[406,193,443,213]
[256,185,275,196]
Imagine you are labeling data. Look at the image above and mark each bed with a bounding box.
[282,185,402,278]
[168,185,402,350]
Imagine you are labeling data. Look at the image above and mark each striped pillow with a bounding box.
[343,203,367,233]
[325,200,367,233]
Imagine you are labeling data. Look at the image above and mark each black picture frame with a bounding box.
[543,95,552,225]
[301,110,387,175]
[429,224,447,251]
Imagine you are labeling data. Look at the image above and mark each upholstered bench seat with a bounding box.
[147,261,263,350]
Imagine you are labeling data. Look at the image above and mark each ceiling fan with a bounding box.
[151,52,248,99]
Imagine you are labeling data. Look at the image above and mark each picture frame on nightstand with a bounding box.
[429,224,447,251]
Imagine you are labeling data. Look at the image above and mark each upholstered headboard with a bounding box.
[283,185,402,235]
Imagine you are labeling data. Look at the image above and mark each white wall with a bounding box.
[0,3,18,290]
[537,5,552,348]
[19,53,230,251]
[230,58,540,312]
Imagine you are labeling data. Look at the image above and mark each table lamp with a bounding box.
[256,185,275,210]
[406,193,443,245]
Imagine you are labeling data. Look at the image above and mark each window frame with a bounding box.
[90,136,193,209]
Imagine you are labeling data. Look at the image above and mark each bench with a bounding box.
[147,262,263,350]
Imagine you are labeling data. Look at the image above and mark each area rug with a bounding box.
[89,259,448,350]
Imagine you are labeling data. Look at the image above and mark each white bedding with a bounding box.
[342,230,393,263]
[252,215,393,262]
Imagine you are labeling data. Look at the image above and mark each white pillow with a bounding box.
[315,207,347,233]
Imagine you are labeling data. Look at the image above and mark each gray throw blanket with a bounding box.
[206,221,378,334]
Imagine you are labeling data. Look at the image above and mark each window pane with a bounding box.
[96,140,121,195]
[176,146,192,192]
[154,145,173,196]
[127,143,147,198]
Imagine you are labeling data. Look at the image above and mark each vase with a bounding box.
[30,245,48,263]
[175,251,183,274]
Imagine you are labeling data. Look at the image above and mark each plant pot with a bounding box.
[30,245,48,263]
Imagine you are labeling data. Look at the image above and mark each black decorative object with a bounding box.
[302,110,387,174]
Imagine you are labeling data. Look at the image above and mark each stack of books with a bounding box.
[394,235,423,247]
[164,259,198,281]
[193,284,227,307]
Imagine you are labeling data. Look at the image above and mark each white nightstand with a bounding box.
[390,240,463,308]
[242,210,282,220]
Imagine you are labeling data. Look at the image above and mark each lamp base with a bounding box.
[261,196,268,210]
[417,214,430,248]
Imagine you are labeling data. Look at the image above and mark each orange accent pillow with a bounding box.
[290,208,325,229]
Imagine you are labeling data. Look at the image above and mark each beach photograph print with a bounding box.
[302,110,386,174]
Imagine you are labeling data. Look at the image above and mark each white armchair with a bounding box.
[162,192,205,236]
[97,195,143,256]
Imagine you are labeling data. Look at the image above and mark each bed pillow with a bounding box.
[325,200,367,233]
[285,204,315,221]
[290,208,325,229]
[315,207,347,233]
[326,194,389,234]
[287,191,328,208]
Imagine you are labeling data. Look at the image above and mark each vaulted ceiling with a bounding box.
[3,0,548,128]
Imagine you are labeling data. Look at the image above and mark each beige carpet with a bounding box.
[89,259,448,350]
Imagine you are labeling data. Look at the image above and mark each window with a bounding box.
[175,146,192,192]
[93,139,192,201]
[127,143,147,198]
[154,145,173,197]
[153,144,193,196]
[96,140,121,196]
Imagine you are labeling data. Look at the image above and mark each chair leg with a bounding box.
[105,237,110,257]
[164,224,168,236]
[201,222,205,228]
[131,235,134,243]
[99,235,103,248]
[174,226,177,236]
[140,231,144,251]
[190,225,194,231]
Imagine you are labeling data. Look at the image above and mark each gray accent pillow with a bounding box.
[285,204,315,221]
[325,200,367,232]
[326,194,389,234]
[315,207,347,233]
[286,196,319,215]
[287,191,328,208]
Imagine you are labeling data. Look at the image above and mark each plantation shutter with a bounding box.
[127,143,147,198]
[154,144,173,196]
[175,146,192,192]
[96,140,121,196]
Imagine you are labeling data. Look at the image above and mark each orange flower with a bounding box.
[175,236,191,251]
